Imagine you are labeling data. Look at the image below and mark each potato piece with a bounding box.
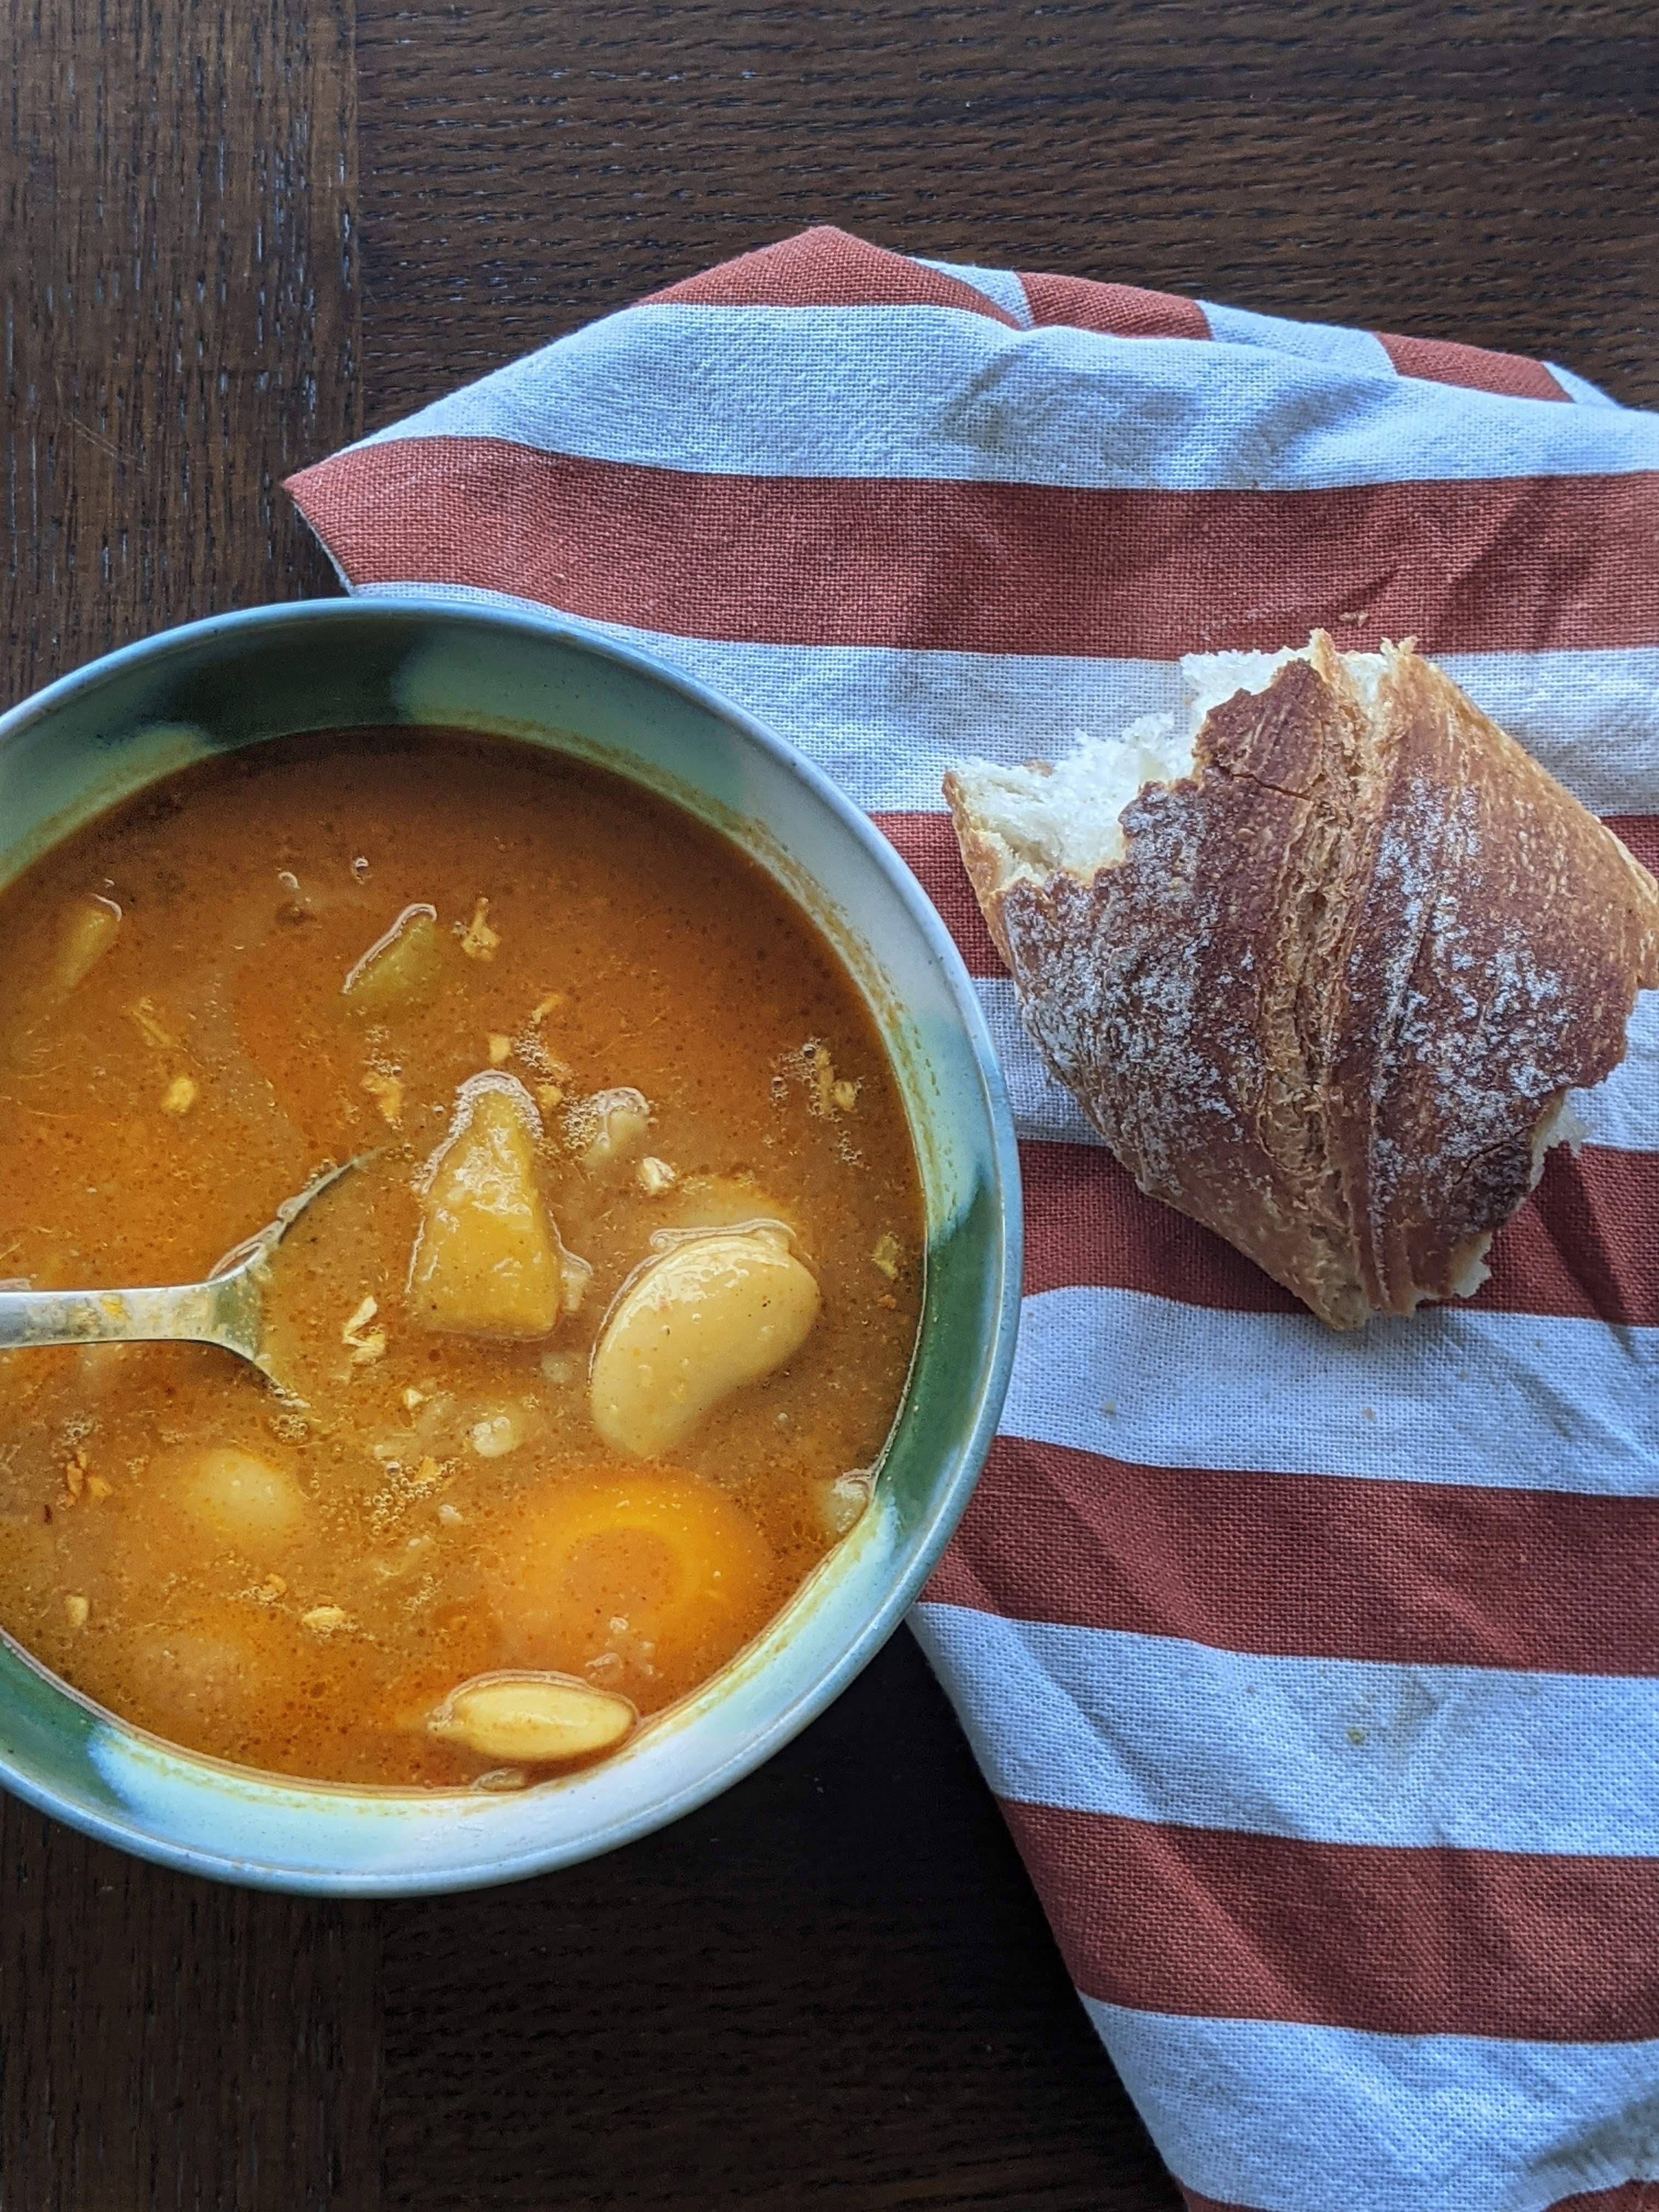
[342,904,442,1012]
[172,1445,305,1549]
[409,1076,568,1338]
[53,894,123,991]
[427,1671,635,1763]
[565,1086,650,1168]
[6,895,124,1065]
[590,1228,820,1458]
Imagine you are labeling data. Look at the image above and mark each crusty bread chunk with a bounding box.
[946,632,1659,1329]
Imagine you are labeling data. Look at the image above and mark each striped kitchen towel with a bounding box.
[287,227,1659,2212]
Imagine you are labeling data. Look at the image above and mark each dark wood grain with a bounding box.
[1,0,360,703]
[355,0,1659,424]
[0,1796,381,2212]
[1,1,375,2207]
[381,1630,1175,2212]
[5,0,1658,2204]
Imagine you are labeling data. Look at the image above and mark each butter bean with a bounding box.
[590,1227,820,1458]
[428,1671,635,1762]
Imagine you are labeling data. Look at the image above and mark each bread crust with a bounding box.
[945,635,1659,1327]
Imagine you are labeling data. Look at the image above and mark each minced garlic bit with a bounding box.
[635,1155,676,1195]
[535,1081,565,1114]
[438,1501,463,1526]
[87,1473,112,1501]
[401,1386,426,1412]
[127,997,176,1049]
[362,1069,404,1127]
[300,1604,351,1634]
[487,1033,512,1066]
[871,1232,902,1280]
[530,992,565,1024]
[341,1295,388,1365]
[63,1448,88,1504]
[64,1594,89,1630]
[782,1039,858,1119]
[456,896,500,961]
[161,1074,199,1115]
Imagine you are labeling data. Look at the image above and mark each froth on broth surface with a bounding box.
[0,730,922,1787]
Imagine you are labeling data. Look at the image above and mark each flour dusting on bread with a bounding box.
[945,633,1659,1329]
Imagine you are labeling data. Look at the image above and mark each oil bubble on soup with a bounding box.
[0,731,922,1787]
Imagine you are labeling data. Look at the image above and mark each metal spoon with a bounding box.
[0,1157,368,1403]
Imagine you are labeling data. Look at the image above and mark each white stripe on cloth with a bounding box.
[1199,300,1398,380]
[913,1604,1659,1855]
[1005,1287,1659,1497]
[353,304,1659,489]
[1548,363,1621,409]
[357,579,1659,1154]
[918,258,1035,325]
[975,974,1659,1155]
[354,589,1659,821]
[1085,2002,1659,2212]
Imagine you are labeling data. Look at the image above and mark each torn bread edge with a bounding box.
[945,631,1659,1328]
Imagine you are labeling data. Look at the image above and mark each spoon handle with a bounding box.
[0,1281,235,1355]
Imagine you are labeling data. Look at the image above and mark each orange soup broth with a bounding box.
[0,731,923,1785]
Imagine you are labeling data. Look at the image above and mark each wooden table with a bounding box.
[4,4,1655,2204]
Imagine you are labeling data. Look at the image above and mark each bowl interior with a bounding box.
[0,599,1020,1892]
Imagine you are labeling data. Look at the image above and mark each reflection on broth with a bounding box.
[0,731,923,1787]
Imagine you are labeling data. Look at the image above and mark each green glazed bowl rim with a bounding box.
[0,594,1023,1891]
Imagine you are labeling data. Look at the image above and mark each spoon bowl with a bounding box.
[0,1155,368,1402]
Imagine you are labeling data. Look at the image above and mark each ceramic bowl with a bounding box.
[0,596,1022,1893]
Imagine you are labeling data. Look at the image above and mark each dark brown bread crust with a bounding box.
[945,636,1659,1327]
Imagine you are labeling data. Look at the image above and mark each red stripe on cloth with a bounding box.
[1022,1139,1659,1326]
[1377,331,1570,402]
[642,226,1019,325]
[1609,815,1659,874]
[1019,271,1209,341]
[285,441,1659,659]
[928,1434,1659,1677]
[1003,1799,1659,2040]
[872,811,1003,973]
